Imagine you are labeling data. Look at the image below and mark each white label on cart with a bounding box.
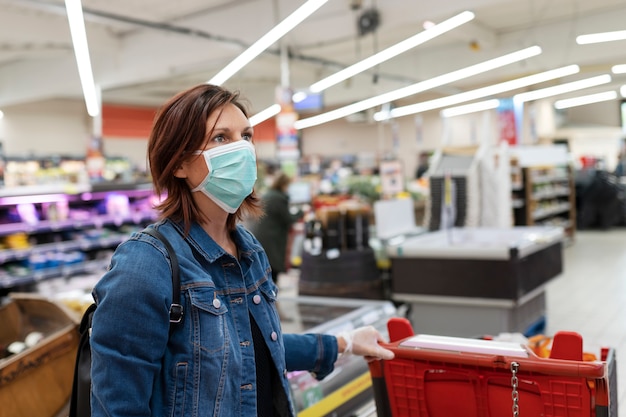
[400,334,529,358]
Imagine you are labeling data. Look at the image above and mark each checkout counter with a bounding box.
[279,295,397,417]
[373,198,564,338]
[385,226,564,337]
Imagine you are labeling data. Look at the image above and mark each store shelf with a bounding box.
[0,233,130,264]
[0,183,91,198]
[513,165,576,242]
[0,211,156,237]
[0,182,158,292]
[532,202,571,220]
[0,258,110,289]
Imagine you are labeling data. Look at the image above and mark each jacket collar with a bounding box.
[166,219,263,264]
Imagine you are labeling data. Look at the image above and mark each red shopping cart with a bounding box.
[369,318,618,417]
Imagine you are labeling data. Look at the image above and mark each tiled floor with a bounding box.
[544,229,626,416]
[279,228,626,416]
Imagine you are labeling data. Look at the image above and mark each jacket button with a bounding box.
[253,294,261,304]
[212,299,221,308]
[271,331,278,341]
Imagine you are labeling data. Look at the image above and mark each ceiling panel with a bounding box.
[1,0,626,116]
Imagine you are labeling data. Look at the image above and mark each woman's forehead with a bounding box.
[205,103,250,130]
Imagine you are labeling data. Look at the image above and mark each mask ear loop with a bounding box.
[190,151,214,193]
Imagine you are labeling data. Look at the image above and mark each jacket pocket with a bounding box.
[257,280,282,333]
[188,287,229,353]
[259,279,279,303]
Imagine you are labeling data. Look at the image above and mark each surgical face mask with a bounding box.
[191,140,257,213]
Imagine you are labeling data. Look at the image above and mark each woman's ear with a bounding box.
[173,165,187,179]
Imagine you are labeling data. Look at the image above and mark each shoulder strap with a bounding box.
[143,227,183,324]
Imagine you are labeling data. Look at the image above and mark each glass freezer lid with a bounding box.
[278,295,396,335]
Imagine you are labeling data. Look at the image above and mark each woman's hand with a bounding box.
[338,326,395,361]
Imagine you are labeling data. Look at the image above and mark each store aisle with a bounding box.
[278,229,626,416]
[545,229,626,416]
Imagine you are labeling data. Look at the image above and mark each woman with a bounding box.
[89,84,394,417]
[250,171,303,286]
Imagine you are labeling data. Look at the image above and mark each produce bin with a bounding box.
[0,293,79,417]
[369,318,618,417]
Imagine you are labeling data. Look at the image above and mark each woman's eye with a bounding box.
[242,133,253,141]
[212,135,226,143]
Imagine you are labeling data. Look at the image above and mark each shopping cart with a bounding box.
[369,318,618,417]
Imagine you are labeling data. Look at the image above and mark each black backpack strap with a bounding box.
[143,227,183,324]
[69,302,97,417]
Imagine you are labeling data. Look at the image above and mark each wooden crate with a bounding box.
[0,293,79,417]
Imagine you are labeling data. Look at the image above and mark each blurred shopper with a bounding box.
[250,171,304,286]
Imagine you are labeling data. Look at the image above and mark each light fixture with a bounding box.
[0,110,4,120]
[612,64,626,74]
[576,30,626,45]
[513,74,611,103]
[373,64,580,121]
[249,104,281,126]
[422,20,436,30]
[248,10,475,124]
[621,85,626,97]
[294,45,542,129]
[292,91,308,103]
[308,10,475,93]
[208,0,329,86]
[65,0,99,117]
[554,91,618,109]
[440,99,500,118]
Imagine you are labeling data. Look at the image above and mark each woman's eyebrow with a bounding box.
[210,126,230,134]
[211,125,252,133]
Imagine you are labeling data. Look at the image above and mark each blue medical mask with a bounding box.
[191,140,257,213]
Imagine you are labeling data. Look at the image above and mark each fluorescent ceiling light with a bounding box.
[65,0,99,117]
[0,110,3,120]
[373,64,580,120]
[513,74,611,103]
[250,10,475,123]
[292,91,308,103]
[621,85,626,97]
[554,91,618,109]
[249,104,281,126]
[612,64,626,74]
[440,99,500,118]
[208,0,329,86]
[309,10,475,93]
[294,45,542,129]
[576,30,626,44]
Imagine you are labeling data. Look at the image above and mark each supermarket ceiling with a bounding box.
[2,0,626,117]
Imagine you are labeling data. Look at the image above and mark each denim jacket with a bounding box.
[90,219,339,417]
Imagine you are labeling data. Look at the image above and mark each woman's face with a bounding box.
[176,103,254,189]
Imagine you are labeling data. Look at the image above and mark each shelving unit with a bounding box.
[513,165,576,242]
[0,182,159,294]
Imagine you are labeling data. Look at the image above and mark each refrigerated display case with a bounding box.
[279,295,397,417]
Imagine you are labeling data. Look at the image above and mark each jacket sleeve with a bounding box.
[283,333,338,380]
[90,236,172,417]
